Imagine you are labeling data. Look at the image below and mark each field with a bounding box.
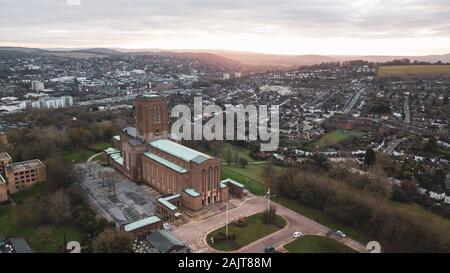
[0,185,84,252]
[313,129,365,148]
[272,196,371,244]
[64,142,110,164]
[217,142,254,162]
[378,65,450,77]
[206,212,287,251]
[284,235,356,253]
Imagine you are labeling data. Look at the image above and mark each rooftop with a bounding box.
[146,230,183,253]
[0,152,11,161]
[221,178,245,189]
[122,127,137,138]
[138,92,161,99]
[149,139,212,164]
[110,152,124,166]
[158,194,181,211]
[0,174,5,184]
[6,159,45,172]
[143,152,187,174]
[104,147,120,155]
[124,215,162,232]
[184,188,200,197]
[9,238,32,253]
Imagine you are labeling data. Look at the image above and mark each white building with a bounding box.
[223,73,230,80]
[31,81,45,92]
[234,72,242,78]
[33,96,74,109]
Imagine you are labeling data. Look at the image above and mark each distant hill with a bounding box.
[0,46,46,54]
[1,46,449,68]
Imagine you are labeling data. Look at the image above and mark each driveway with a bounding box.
[171,196,367,253]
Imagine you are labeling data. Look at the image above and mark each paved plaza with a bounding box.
[77,162,160,226]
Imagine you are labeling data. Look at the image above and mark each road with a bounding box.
[404,96,411,124]
[383,138,406,155]
[171,196,367,253]
[343,88,364,113]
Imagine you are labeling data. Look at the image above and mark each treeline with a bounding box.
[276,170,450,252]
[2,107,129,162]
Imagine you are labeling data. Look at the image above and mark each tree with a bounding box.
[34,226,55,253]
[364,148,376,166]
[238,158,248,168]
[233,152,240,165]
[263,205,278,224]
[263,160,276,188]
[92,229,133,253]
[424,138,438,153]
[45,157,79,192]
[47,190,73,225]
[311,153,329,170]
[224,149,233,165]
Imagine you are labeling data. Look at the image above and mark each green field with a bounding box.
[64,142,109,164]
[207,212,287,251]
[313,129,365,148]
[272,196,371,244]
[217,143,254,162]
[221,164,284,196]
[392,201,450,230]
[0,185,84,253]
[284,235,356,253]
[378,65,450,77]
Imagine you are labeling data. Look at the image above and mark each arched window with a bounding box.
[208,167,213,191]
[202,169,206,192]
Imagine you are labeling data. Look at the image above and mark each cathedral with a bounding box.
[105,93,235,221]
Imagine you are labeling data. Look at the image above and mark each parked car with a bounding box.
[264,246,275,253]
[293,231,303,238]
[336,230,346,238]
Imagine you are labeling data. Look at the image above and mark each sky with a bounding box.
[1,0,450,56]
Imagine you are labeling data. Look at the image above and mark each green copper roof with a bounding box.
[149,139,212,164]
[221,178,245,189]
[158,198,177,211]
[157,194,181,211]
[104,147,120,155]
[184,188,200,197]
[143,152,187,174]
[110,152,124,166]
[124,215,161,232]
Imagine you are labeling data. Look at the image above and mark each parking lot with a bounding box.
[77,162,160,226]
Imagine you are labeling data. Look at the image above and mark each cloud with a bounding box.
[66,0,81,6]
[0,0,449,54]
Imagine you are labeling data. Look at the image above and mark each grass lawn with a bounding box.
[392,201,450,230]
[284,235,356,253]
[378,65,450,77]
[272,196,371,244]
[0,185,84,253]
[64,142,110,164]
[221,166,268,196]
[221,164,283,196]
[313,129,365,148]
[217,143,254,162]
[207,212,287,251]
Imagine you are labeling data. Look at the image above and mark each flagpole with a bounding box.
[267,188,271,212]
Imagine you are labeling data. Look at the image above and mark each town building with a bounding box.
[105,93,230,220]
[121,215,163,239]
[0,152,46,202]
[31,80,45,92]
